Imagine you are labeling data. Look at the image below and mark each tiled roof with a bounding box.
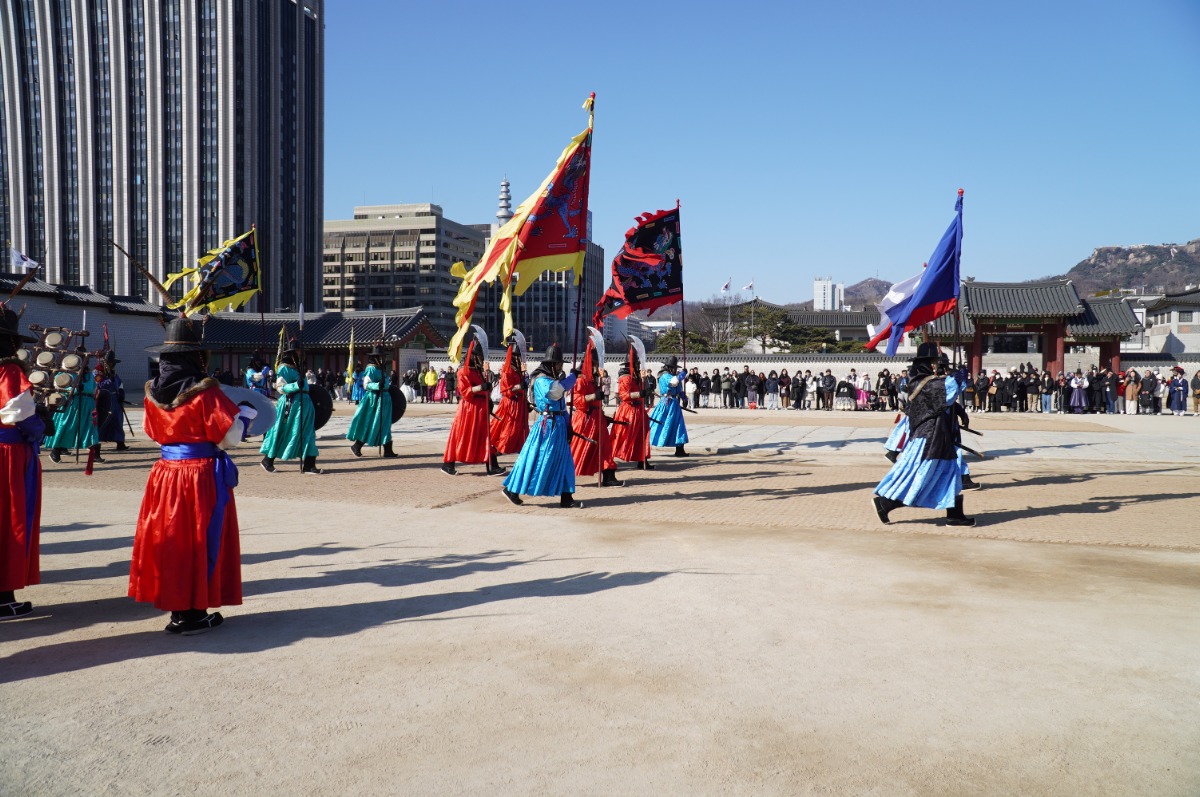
[788,310,880,328]
[1066,297,1142,338]
[961,279,1083,317]
[0,271,169,315]
[929,307,974,338]
[202,307,444,348]
[1146,287,1200,310]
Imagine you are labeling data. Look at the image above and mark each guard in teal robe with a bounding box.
[348,349,396,457]
[648,356,689,457]
[259,345,321,474]
[502,344,581,508]
[46,365,101,463]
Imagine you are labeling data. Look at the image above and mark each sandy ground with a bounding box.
[2,403,1198,795]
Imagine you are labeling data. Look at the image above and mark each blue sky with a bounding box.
[323,0,1200,304]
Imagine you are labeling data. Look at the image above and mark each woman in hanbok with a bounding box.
[873,343,974,527]
[649,356,689,457]
[490,333,530,469]
[432,369,449,403]
[501,344,580,508]
[1069,370,1089,414]
[0,306,44,619]
[1167,367,1188,416]
[130,318,251,634]
[347,348,396,458]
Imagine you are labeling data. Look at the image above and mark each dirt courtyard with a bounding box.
[2,405,1198,795]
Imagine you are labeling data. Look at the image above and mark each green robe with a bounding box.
[44,369,99,450]
[260,364,318,460]
[346,365,392,446]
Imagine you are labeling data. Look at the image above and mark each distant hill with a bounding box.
[1041,238,1200,296]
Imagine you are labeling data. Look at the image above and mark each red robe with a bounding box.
[444,366,491,464]
[611,373,650,464]
[129,379,242,611]
[570,374,614,475]
[489,366,529,455]
[0,362,41,592]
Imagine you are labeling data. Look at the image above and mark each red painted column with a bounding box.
[971,324,984,374]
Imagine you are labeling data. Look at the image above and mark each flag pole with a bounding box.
[677,199,686,372]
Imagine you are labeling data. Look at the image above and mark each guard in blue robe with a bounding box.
[649,356,689,457]
[259,343,322,474]
[96,350,128,451]
[350,368,366,404]
[873,343,975,526]
[348,348,396,457]
[501,344,581,509]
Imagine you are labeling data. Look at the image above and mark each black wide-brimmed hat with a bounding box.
[103,349,121,365]
[544,343,564,364]
[912,341,940,362]
[146,317,209,354]
[666,355,679,370]
[0,305,37,343]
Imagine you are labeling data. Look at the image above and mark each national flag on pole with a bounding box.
[9,248,37,273]
[593,206,684,327]
[447,95,594,364]
[863,266,925,352]
[880,190,965,357]
[721,278,730,294]
[162,229,260,313]
[743,280,754,292]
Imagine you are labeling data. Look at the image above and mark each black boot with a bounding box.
[945,495,976,527]
[601,469,623,487]
[441,462,456,476]
[89,445,105,463]
[260,456,276,473]
[382,441,398,458]
[636,460,654,471]
[502,488,523,506]
[302,456,323,475]
[486,455,507,476]
[49,448,64,464]
[884,450,899,463]
[0,590,32,620]
[872,494,902,525]
[673,445,689,458]
[560,492,583,509]
[961,475,981,490]
[350,440,364,458]
[115,442,130,452]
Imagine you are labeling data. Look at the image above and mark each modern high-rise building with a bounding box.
[322,204,494,340]
[813,276,845,311]
[0,0,324,311]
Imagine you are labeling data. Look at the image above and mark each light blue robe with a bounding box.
[875,376,963,510]
[503,374,575,497]
[649,371,688,447]
[44,369,99,450]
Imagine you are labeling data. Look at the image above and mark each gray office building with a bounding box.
[0,0,324,312]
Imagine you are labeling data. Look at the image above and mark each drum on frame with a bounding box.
[28,370,49,388]
[36,351,58,369]
[53,372,75,390]
[16,349,31,363]
[43,331,66,349]
[46,393,65,408]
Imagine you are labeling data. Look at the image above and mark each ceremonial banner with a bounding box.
[593,206,683,327]
[882,191,964,356]
[447,95,594,363]
[346,326,355,387]
[163,229,260,313]
[274,324,286,370]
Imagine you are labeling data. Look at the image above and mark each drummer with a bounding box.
[259,342,323,474]
[43,345,101,465]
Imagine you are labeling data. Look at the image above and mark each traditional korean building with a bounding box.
[930,280,1142,373]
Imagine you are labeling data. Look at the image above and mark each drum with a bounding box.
[61,353,84,371]
[28,370,49,387]
[47,393,65,408]
[36,351,58,368]
[16,349,30,363]
[309,385,333,431]
[53,372,75,390]
[388,382,406,424]
[43,331,66,349]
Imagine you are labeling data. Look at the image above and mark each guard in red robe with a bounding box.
[489,332,529,468]
[0,306,44,619]
[610,339,652,470]
[129,318,251,634]
[571,331,621,486]
[442,333,505,476]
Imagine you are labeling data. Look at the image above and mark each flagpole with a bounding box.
[677,199,686,372]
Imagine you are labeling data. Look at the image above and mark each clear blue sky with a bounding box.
[323,0,1200,304]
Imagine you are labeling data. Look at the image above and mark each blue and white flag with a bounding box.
[9,248,37,273]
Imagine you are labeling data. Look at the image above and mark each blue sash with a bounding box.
[161,442,239,578]
[0,426,39,551]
